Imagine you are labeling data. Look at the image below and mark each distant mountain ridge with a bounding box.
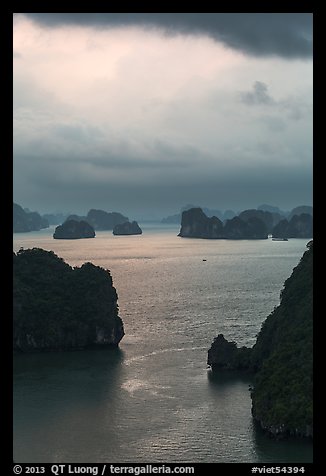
[65,209,129,230]
[272,213,313,238]
[178,207,313,240]
[162,203,312,225]
[53,219,96,239]
[162,205,236,224]
[13,203,49,233]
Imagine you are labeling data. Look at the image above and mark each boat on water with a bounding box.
[272,237,288,241]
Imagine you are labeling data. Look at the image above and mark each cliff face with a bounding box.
[178,208,267,239]
[53,220,95,239]
[13,248,124,351]
[207,242,313,438]
[272,213,313,238]
[113,221,142,235]
[288,206,313,220]
[178,208,224,238]
[207,334,251,371]
[13,203,49,233]
[239,209,281,234]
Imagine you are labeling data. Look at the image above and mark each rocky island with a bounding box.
[13,248,124,351]
[178,208,224,238]
[13,203,49,233]
[65,209,129,230]
[178,207,268,239]
[208,241,313,438]
[177,205,313,240]
[113,221,142,235]
[272,213,313,239]
[53,219,95,239]
[238,208,282,234]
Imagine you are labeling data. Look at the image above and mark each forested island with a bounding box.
[113,221,142,235]
[178,208,269,239]
[53,219,96,239]
[65,209,129,230]
[272,213,312,239]
[13,248,124,351]
[207,241,313,438]
[178,207,313,239]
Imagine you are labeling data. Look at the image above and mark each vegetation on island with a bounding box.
[272,213,313,239]
[208,241,313,438]
[53,219,96,239]
[13,248,124,351]
[178,207,312,240]
[113,221,142,235]
[179,207,269,239]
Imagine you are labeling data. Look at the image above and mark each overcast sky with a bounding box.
[13,13,313,219]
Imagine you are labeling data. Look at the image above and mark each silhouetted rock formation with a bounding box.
[271,219,288,238]
[87,209,129,230]
[207,334,251,371]
[272,213,313,238]
[13,203,49,233]
[13,248,124,351]
[178,208,267,239]
[288,206,313,220]
[224,216,268,239]
[257,204,285,215]
[65,214,87,222]
[65,209,129,230]
[207,242,313,438]
[178,208,224,238]
[239,209,282,234]
[53,220,95,239]
[162,205,232,224]
[113,221,142,235]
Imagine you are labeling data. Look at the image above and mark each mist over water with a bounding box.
[13,225,313,463]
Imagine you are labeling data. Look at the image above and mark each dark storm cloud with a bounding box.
[13,15,313,218]
[23,13,312,58]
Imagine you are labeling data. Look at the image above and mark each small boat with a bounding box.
[272,237,288,241]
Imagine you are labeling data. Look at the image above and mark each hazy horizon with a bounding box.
[13,13,312,221]
[15,200,313,222]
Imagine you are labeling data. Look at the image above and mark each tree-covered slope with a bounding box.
[13,248,124,351]
[208,241,313,438]
[250,241,312,437]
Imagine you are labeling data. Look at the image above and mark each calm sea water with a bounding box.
[13,224,313,463]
